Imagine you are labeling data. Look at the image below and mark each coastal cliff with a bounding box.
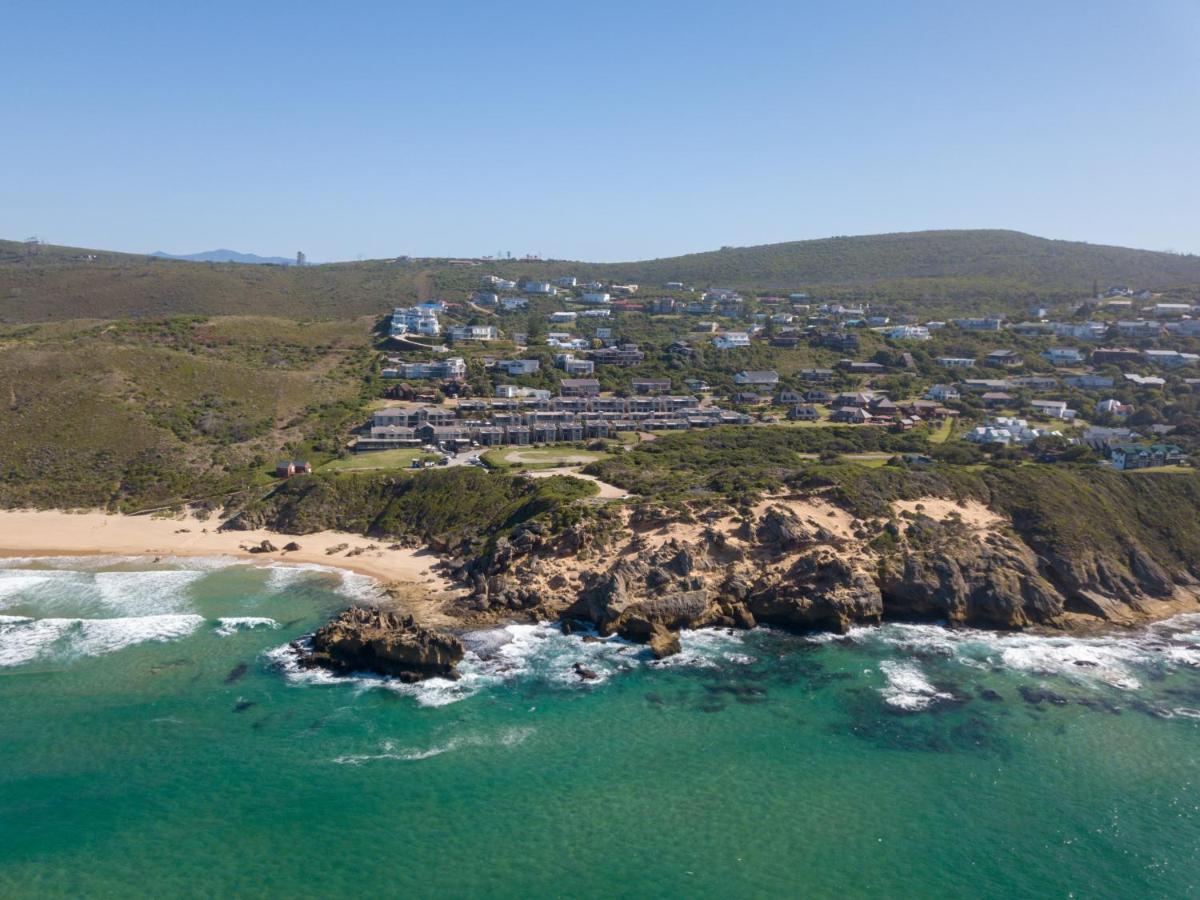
[242,467,1200,675]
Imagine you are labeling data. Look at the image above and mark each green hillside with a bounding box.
[0,316,372,509]
[584,229,1200,291]
[4,230,1199,323]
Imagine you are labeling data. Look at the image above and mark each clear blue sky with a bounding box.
[3,0,1198,262]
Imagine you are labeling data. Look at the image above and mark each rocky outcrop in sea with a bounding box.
[296,607,465,682]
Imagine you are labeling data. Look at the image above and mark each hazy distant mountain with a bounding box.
[151,249,296,266]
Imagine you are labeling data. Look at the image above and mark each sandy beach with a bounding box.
[0,509,454,592]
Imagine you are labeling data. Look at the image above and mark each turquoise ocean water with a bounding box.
[1,556,1198,898]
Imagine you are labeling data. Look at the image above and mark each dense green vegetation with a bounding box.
[234,468,598,556]
[585,426,937,501]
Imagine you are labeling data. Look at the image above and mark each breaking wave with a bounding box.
[214,617,280,636]
[877,660,956,710]
[266,622,754,708]
[0,614,205,667]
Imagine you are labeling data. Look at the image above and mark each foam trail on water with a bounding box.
[332,727,535,765]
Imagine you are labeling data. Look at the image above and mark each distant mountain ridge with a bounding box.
[151,249,296,266]
[2,229,1199,322]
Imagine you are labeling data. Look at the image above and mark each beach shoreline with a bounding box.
[0,509,456,594]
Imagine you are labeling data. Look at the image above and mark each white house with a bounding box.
[1029,399,1076,420]
[448,324,498,342]
[500,297,528,311]
[1051,321,1108,341]
[383,357,466,380]
[580,308,611,318]
[965,417,1060,445]
[1144,349,1200,368]
[1041,347,1086,366]
[555,353,595,376]
[886,325,930,341]
[1116,320,1161,339]
[1124,373,1166,387]
[580,291,610,305]
[556,276,577,288]
[495,385,552,400]
[1097,398,1131,418]
[495,359,540,376]
[713,331,751,350]
[549,311,577,324]
[953,317,1003,331]
[524,281,557,296]
[925,384,960,402]
[390,306,441,337]
[935,357,976,368]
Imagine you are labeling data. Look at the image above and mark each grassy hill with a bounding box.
[4,230,1199,323]
[582,230,1200,292]
[0,316,373,510]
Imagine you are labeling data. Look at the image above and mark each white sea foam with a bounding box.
[649,627,757,669]
[214,617,280,636]
[264,563,335,592]
[268,620,765,706]
[0,614,204,667]
[0,572,60,606]
[92,570,206,616]
[331,727,534,765]
[836,617,1200,695]
[878,660,955,710]
[336,569,384,602]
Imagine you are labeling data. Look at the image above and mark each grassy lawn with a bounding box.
[841,452,892,467]
[321,448,439,472]
[483,446,610,470]
[928,418,954,443]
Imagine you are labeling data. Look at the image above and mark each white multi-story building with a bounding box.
[713,331,751,349]
[953,317,1004,331]
[580,291,611,305]
[1051,321,1108,341]
[549,311,577,323]
[381,357,466,380]
[555,353,595,376]
[1117,320,1161,339]
[495,385,552,400]
[885,325,930,341]
[448,324,498,342]
[390,306,441,337]
[495,359,540,376]
[1041,347,1086,366]
[524,281,557,295]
